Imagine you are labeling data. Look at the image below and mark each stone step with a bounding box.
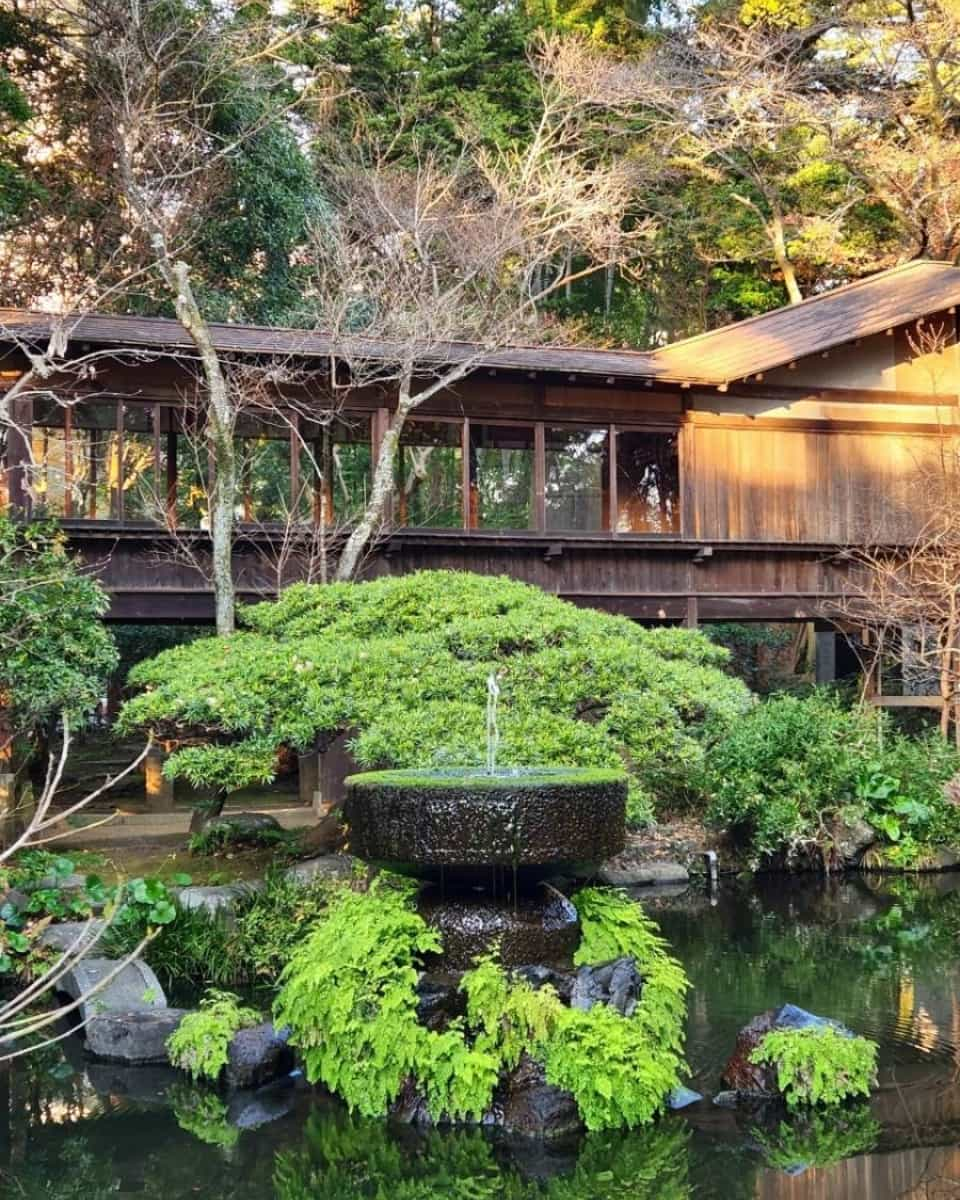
[58,957,167,1024]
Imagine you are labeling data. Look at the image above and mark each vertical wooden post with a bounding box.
[5,394,32,513]
[685,595,699,629]
[461,418,471,529]
[608,424,618,535]
[533,422,546,532]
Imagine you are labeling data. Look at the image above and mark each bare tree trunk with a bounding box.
[770,214,803,305]
[335,375,413,581]
[168,264,236,634]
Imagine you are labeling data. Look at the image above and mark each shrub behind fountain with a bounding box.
[344,766,627,969]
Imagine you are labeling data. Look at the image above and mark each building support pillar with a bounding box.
[144,744,176,811]
[815,630,836,684]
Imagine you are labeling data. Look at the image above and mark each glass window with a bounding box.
[616,430,680,534]
[298,414,372,526]
[235,417,292,524]
[397,419,463,528]
[29,403,68,517]
[157,409,208,529]
[70,402,119,519]
[121,403,160,522]
[469,424,535,530]
[545,426,609,532]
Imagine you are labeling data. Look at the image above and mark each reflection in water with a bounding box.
[4,875,960,1197]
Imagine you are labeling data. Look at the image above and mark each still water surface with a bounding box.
[3,873,960,1198]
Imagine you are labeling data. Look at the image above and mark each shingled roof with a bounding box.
[4,260,960,387]
[645,260,960,386]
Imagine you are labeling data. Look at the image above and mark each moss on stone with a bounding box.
[345,767,627,791]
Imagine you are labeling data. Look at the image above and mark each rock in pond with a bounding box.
[199,811,283,845]
[58,957,167,1024]
[415,972,466,1029]
[85,1008,188,1064]
[495,1054,583,1139]
[831,816,876,866]
[667,1086,703,1111]
[722,1004,855,1097]
[227,1078,297,1129]
[598,858,689,889]
[284,855,360,887]
[570,957,641,1018]
[174,881,262,917]
[225,1022,295,1090]
[392,1054,583,1139]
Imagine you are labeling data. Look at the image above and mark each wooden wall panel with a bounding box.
[690,424,950,543]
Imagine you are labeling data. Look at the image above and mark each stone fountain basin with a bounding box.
[343,767,627,871]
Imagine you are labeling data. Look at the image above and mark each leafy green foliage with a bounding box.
[273,1109,691,1200]
[0,851,176,976]
[753,1106,880,1172]
[169,1083,239,1148]
[0,517,117,731]
[749,1026,878,1109]
[120,572,750,825]
[187,822,302,856]
[704,690,960,863]
[549,888,690,1129]
[167,989,260,1082]
[706,623,795,693]
[274,877,689,1130]
[273,875,448,1117]
[105,869,335,986]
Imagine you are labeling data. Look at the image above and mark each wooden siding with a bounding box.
[689,420,951,543]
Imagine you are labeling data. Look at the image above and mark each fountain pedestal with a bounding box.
[344,767,627,969]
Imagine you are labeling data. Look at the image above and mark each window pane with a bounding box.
[469,424,535,530]
[122,404,160,521]
[29,411,68,517]
[298,415,372,525]
[236,434,291,523]
[545,426,608,532]
[71,403,119,519]
[398,420,462,528]
[158,410,209,529]
[616,431,680,534]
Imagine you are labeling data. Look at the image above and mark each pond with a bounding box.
[3,873,960,1198]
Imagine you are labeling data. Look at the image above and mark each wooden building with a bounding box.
[2,260,960,628]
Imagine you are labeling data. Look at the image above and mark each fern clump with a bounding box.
[170,1083,240,1148]
[749,1026,879,1109]
[167,989,260,1082]
[274,878,690,1130]
[548,887,690,1128]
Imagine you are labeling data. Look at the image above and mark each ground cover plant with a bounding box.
[749,1026,878,1110]
[272,876,689,1131]
[167,989,260,1082]
[119,571,751,825]
[104,869,337,986]
[703,690,960,866]
[0,849,177,977]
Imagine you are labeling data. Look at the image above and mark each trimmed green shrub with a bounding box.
[703,690,960,863]
[167,989,260,1082]
[749,1026,878,1109]
[118,571,751,826]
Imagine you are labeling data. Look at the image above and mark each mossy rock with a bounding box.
[344,767,627,871]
